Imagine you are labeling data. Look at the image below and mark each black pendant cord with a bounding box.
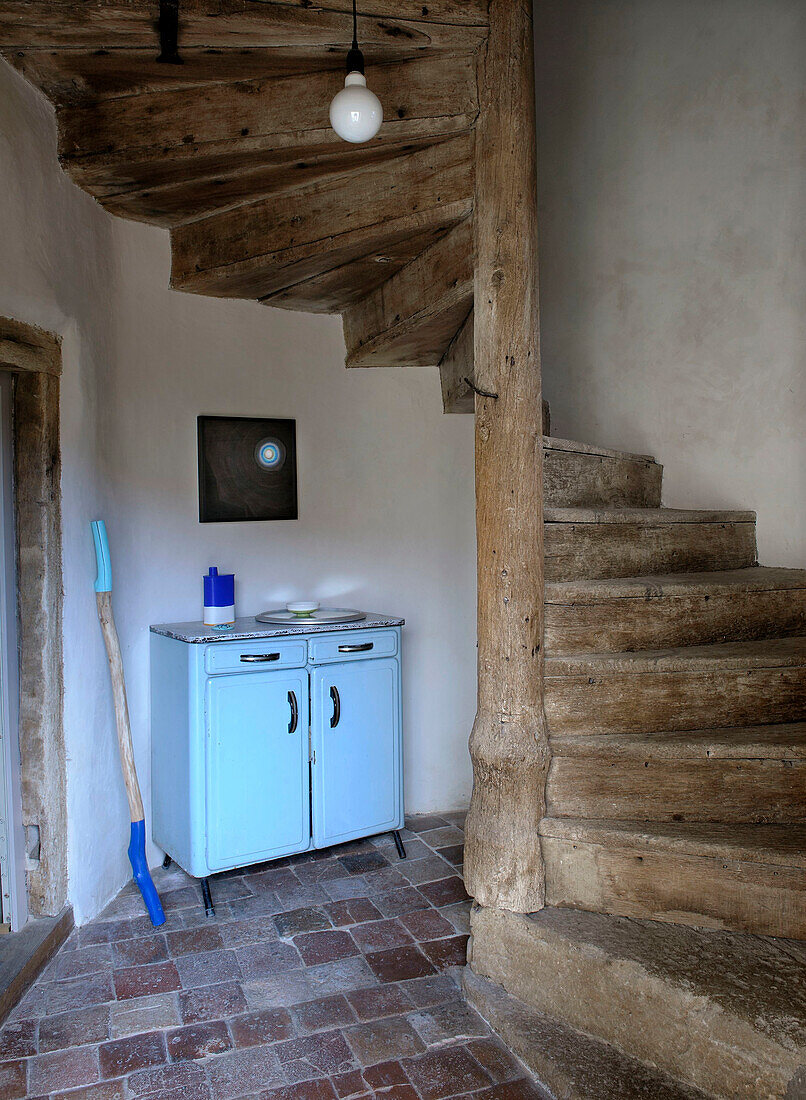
[345,0,365,74]
[157,0,183,64]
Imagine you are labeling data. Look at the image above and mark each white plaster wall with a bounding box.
[0,61,127,925]
[535,0,805,564]
[0,59,476,924]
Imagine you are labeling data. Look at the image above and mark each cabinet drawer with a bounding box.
[308,630,397,664]
[204,639,307,675]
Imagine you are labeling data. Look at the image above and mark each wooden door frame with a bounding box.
[0,317,67,917]
[463,0,547,914]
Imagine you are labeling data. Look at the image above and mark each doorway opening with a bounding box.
[0,317,67,923]
[0,372,25,930]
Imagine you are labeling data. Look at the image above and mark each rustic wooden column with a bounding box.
[463,0,547,913]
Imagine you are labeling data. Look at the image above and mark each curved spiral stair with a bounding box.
[2,6,805,1096]
[0,0,486,407]
[472,438,806,1098]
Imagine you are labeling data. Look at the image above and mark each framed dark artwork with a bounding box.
[197,416,298,523]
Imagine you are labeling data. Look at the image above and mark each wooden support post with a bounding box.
[463,0,547,913]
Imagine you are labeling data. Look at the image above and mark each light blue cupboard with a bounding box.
[150,615,404,889]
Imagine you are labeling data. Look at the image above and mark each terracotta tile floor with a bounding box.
[0,814,545,1100]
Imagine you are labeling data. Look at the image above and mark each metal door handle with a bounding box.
[288,690,298,734]
[240,653,281,663]
[329,685,341,728]
[337,643,373,653]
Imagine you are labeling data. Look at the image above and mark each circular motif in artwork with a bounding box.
[254,438,286,471]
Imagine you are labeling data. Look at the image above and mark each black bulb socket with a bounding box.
[345,44,365,74]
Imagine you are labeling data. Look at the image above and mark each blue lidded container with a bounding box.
[203,566,235,627]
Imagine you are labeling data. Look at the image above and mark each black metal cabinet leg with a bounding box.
[162,854,172,869]
[392,831,407,860]
[200,877,215,918]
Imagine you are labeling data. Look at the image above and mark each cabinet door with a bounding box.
[205,670,309,870]
[311,658,402,848]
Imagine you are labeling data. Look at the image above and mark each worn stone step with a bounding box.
[544,507,757,581]
[546,636,806,734]
[547,723,806,824]
[467,905,806,1099]
[539,817,806,938]
[0,907,73,1025]
[543,438,662,510]
[545,566,806,652]
[464,968,708,1100]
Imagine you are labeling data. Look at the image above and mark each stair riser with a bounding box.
[469,906,806,1098]
[546,668,806,734]
[543,449,662,509]
[542,837,806,939]
[544,520,757,581]
[545,588,806,652]
[547,757,806,823]
[463,970,696,1100]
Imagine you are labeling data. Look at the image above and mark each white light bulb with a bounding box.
[329,71,383,144]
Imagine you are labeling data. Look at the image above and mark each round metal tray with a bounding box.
[255,608,367,625]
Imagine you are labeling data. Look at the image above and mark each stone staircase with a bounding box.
[541,443,806,940]
[469,435,806,1098]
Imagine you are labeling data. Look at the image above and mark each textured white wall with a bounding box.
[0,59,477,924]
[535,0,805,565]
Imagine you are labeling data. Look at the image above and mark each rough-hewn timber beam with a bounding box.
[0,316,62,377]
[342,215,472,368]
[0,1,487,51]
[463,0,547,913]
[170,134,473,300]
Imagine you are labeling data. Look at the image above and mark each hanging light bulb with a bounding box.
[329,0,383,144]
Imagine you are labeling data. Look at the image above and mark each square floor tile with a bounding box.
[365,946,437,983]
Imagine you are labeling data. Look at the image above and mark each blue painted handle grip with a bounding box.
[91,520,112,593]
[128,820,165,927]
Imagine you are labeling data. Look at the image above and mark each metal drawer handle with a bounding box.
[337,643,373,653]
[240,653,281,663]
[330,685,341,728]
[288,690,298,734]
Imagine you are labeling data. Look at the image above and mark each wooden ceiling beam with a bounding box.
[169,133,473,300]
[343,215,472,368]
[0,1,487,51]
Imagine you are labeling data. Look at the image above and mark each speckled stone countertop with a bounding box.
[150,612,405,644]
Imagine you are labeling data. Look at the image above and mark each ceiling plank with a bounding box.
[169,133,473,299]
[343,215,472,368]
[7,47,362,106]
[0,1,487,51]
